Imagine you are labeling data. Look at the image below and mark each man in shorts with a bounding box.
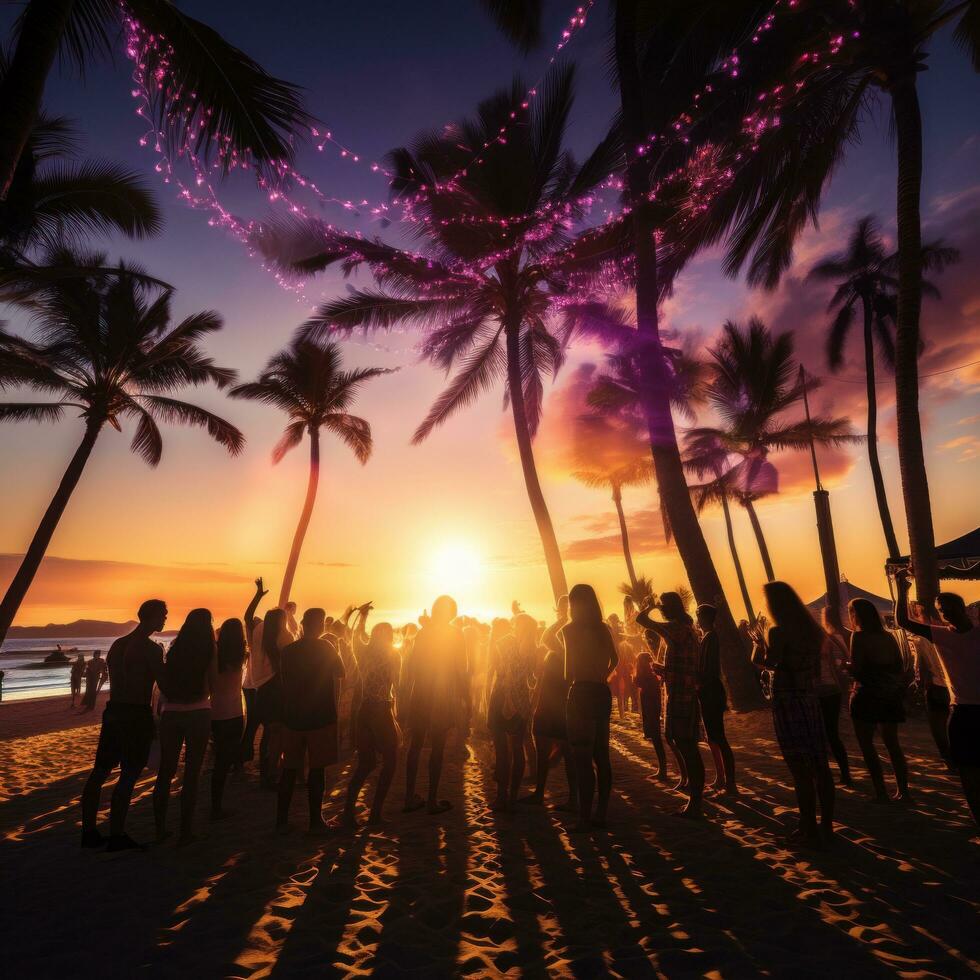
[79,599,168,851]
[276,608,345,834]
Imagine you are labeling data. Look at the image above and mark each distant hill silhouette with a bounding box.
[8,619,138,639]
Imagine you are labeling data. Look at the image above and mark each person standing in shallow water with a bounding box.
[81,649,107,711]
[80,599,167,851]
[562,584,617,832]
[637,594,705,818]
[402,595,469,815]
[752,582,835,847]
[70,653,85,707]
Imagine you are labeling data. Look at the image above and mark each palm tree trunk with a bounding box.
[0,0,76,200]
[743,498,775,582]
[504,320,568,602]
[612,483,638,589]
[0,419,100,646]
[615,0,761,710]
[721,495,755,622]
[861,297,901,560]
[891,74,938,605]
[278,428,320,609]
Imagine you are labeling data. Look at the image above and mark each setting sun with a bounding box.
[427,541,485,596]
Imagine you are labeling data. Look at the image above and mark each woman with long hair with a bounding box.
[153,608,215,844]
[637,593,705,818]
[252,606,291,790]
[818,608,852,786]
[847,597,910,802]
[753,582,835,846]
[487,613,537,811]
[562,584,618,832]
[209,618,247,818]
[342,607,401,826]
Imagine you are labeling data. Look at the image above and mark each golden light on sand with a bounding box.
[427,540,485,596]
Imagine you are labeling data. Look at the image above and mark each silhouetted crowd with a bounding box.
[79,572,979,853]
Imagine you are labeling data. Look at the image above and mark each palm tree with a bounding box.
[0,249,243,645]
[231,338,392,609]
[256,66,618,602]
[571,413,652,588]
[0,0,310,200]
[684,318,861,594]
[0,79,161,260]
[483,0,775,709]
[671,1,979,605]
[808,215,959,560]
[620,574,655,609]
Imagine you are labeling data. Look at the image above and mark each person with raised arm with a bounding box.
[239,578,269,771]
[637,593,704,818]
[895,570,980,825]
[562,584,618,832]
[80,599,168,851]
[342,603,401,827]
[752,582,835,847]
[402,595,469,815]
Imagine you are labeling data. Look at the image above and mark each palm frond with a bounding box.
[324,412,373,464]
[0,401,67,423]
[138,394,245,455]
[272,419,306,464]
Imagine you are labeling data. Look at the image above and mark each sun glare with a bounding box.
[428,541,484,595]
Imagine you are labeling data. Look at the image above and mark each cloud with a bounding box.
[939,434,980,462]
[563,506,668,562]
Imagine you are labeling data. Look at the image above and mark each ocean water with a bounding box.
[0,638,120,702]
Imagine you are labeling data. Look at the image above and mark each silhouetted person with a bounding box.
[563,584,617,832]
[896,572,980,825]
[753,582,835,847]
[70,654,85,707]
[488,613,536,811]
[847,598,910,802]
[277,608,345,834]
[696,604,737,796]
[520,648,578,809]
[81,649,107,711]
[817,608,852,786]
[907,600,952,766]
[154,609,215,845]
[80,599,167,851]
[637,593,704,818]
[402,595,468,815]
[239,578,269,770]
[210,617,247,819]
[252,606,292,790]
[633,651,667,778]
[342,606,400,827]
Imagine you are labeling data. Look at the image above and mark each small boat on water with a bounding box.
[43,646,79,665]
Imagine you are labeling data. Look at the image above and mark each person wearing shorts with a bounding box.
[276,608,345,833]
[79,599,168,851]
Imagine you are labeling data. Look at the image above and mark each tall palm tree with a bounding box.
[231,338,391,609]
[0,0,310,200]
[684,318,861,592]
[0,249,243,645]
[808,215,959,560]
[256,66,619,602]
[571,413,652,588]
[483,0,776,709]
[620,574,655,609]
[671,0,979,605]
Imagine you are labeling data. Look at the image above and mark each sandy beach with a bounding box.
[1,697,978,978]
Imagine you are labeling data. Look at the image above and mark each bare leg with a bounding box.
[277,767,298,830]
[815,759,835,839]
[110,768,141,837]
[853,719,888,800]
[404,730,424,809]
[153,716,182,841]
[880,723,910,799]
[344,754,377,823]
[508,733,526,805]
[178,717,208,842]
[676,738,704,817]
[560,741,578,809]
[573,743,594,830]
[81,767,110,833]
[492,730,511,808]
[371,744,397,822]
[427,728,448,809]
[788,760,818,841]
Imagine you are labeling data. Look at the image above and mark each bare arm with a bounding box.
[894,574,933,641]
[635,609,673,646]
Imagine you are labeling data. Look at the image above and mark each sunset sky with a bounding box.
[1,2,978,628]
